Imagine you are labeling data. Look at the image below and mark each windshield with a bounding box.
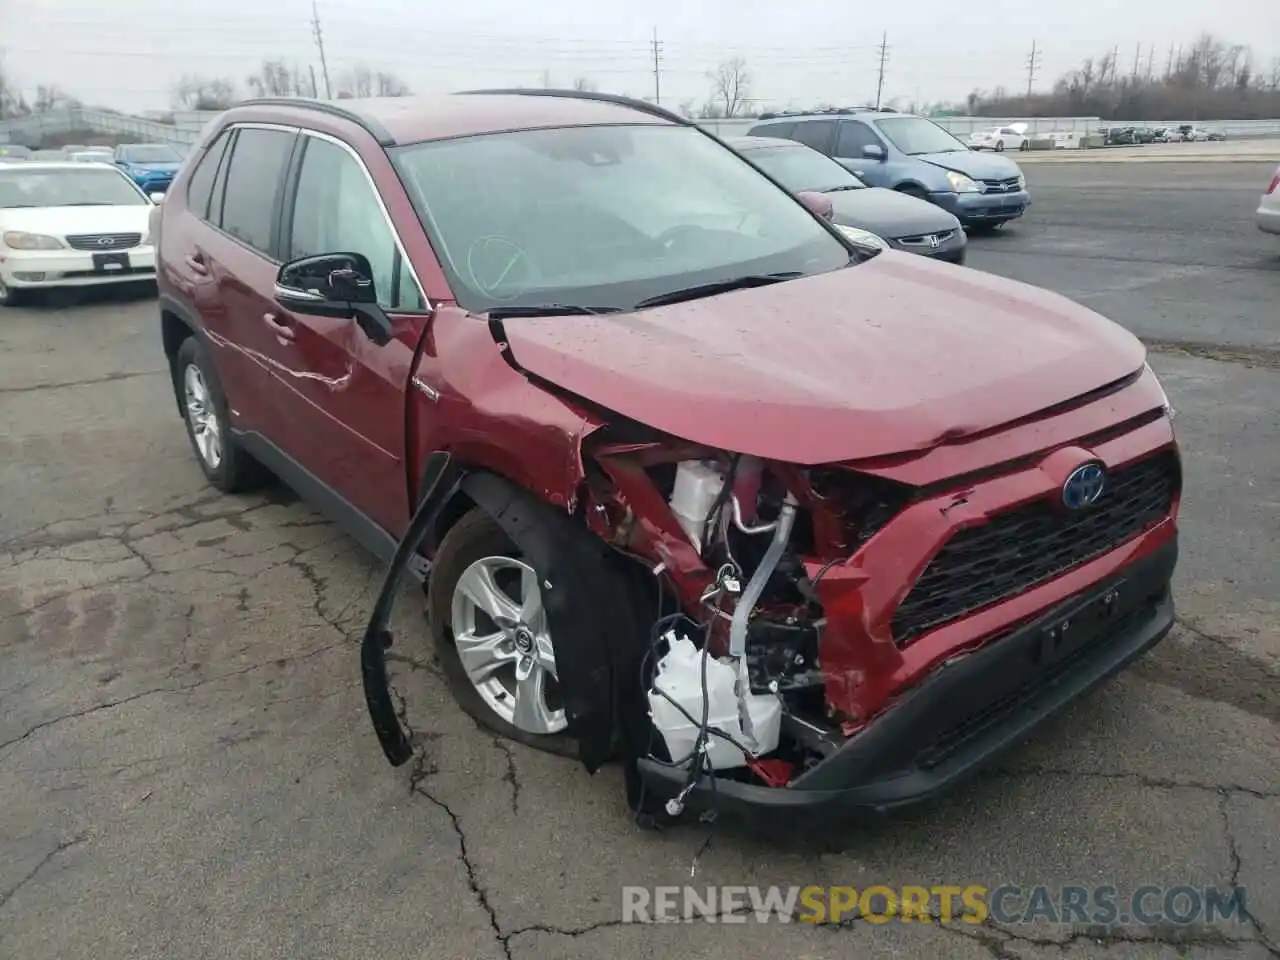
[391,124,851,313]
[120,144,181,163]
[0,168,148,208]
[743,145,863,193]
[875,117,970,155]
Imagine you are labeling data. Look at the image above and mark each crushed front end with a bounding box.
[591,373,1181,825]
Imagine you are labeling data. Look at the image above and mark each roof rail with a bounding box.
[237,97,396,146]
[454,88,693,126]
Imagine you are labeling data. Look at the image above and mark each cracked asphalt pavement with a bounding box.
[2,161,1277,959]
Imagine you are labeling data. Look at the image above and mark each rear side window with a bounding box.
[834,121,882,158]
[749,122,796,139]
[218,127,294,255]
[791,120,836,154]
[184,130,230,220]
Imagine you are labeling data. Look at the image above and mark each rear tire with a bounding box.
[175,336,268,493]
[1019,140,1031,151]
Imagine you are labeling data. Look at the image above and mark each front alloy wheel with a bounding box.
[451,555,566,735]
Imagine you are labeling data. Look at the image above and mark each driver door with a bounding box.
[269,132,432,535]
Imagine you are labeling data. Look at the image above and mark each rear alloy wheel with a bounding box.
[429,510,576,754]
[175,336,267,493]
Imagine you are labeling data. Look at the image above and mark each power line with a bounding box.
[874,32,889,110]
[651,26,663,105]
[310,0,332,99]
[1025,39,1042,97]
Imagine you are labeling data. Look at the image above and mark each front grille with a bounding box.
[895,229,957,247]
[65,232,142,251]
[981,177,1021,193]
[890,451,1179,645]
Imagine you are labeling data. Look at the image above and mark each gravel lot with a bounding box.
[2,161,1277,960]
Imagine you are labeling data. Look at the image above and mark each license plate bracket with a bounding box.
[1035,582,1125,665]
[92,251,130,273]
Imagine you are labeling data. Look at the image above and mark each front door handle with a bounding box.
[263,313,295,342]
[185,253,208,276]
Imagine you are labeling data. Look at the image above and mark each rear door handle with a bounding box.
[184,253,208,276]
[263,313,295,342]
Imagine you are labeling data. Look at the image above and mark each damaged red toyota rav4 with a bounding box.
[153,90,1181,826]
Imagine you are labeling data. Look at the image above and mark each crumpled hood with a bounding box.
[499,252,1145,465]
[829,187,961,239]
[915,149,1022,180]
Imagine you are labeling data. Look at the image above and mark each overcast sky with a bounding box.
[4,0,1278,113]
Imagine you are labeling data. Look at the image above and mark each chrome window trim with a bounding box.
[225,121,432,313]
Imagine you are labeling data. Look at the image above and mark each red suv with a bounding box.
[153,91,1181,825]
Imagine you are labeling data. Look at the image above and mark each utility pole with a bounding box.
[1146,44,1155,81]
[1165,42,1175,78]
[651,27,663,104]
[1132,42,1141,81]
[309,64,319,98]
[1025,39,1042,97]
[874,32,890,110]
[310,0,332,99]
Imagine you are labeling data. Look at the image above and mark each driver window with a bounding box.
[290,136,421,310]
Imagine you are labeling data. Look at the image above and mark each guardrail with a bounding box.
[3,105,1279,148]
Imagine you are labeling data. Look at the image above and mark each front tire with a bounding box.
[428,509,578,757]
[175,336,267,493]
[995,140,1005,152]
[0,276,27,308]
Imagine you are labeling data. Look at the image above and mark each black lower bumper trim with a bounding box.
[637,537,1177,825]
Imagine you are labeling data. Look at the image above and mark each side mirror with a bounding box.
[796,190,834,221]
[274,252,393,345]
[862,144,886,161]
[148,192,166,203]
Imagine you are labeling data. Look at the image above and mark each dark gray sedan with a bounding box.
[728,135,967,264]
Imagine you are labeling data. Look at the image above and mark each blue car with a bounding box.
[747,110,1030,229]
[114,142,184,197]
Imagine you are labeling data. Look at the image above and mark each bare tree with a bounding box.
[32,84,79,113]
[572,76,597,92]
[0,52,31,119]
[374,71,411,96]
[339,65,374,98]
[969,33,1280,121]
[709,57,750,118]
[172,74,239,111]
[247,60,300,98]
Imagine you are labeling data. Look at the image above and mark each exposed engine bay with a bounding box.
[580,437,913,811]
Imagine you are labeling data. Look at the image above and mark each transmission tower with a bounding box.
[651,27,663,104]
[874,33,890,109]
[1026,39,1043,96]
[310,0,332,99]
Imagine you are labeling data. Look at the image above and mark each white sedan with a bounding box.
[967,123,1030,152]
[0,161,161,307]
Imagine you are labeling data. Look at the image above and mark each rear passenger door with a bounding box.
[195,124,297,440]
[271,131,432,535]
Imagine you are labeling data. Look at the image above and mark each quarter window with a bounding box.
[184,130,230,220]
[219,127,294,254]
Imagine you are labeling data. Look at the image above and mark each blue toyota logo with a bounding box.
[1062,463,1106,510]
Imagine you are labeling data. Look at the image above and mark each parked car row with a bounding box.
[0,140,185,193]
[0,159,159,306]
